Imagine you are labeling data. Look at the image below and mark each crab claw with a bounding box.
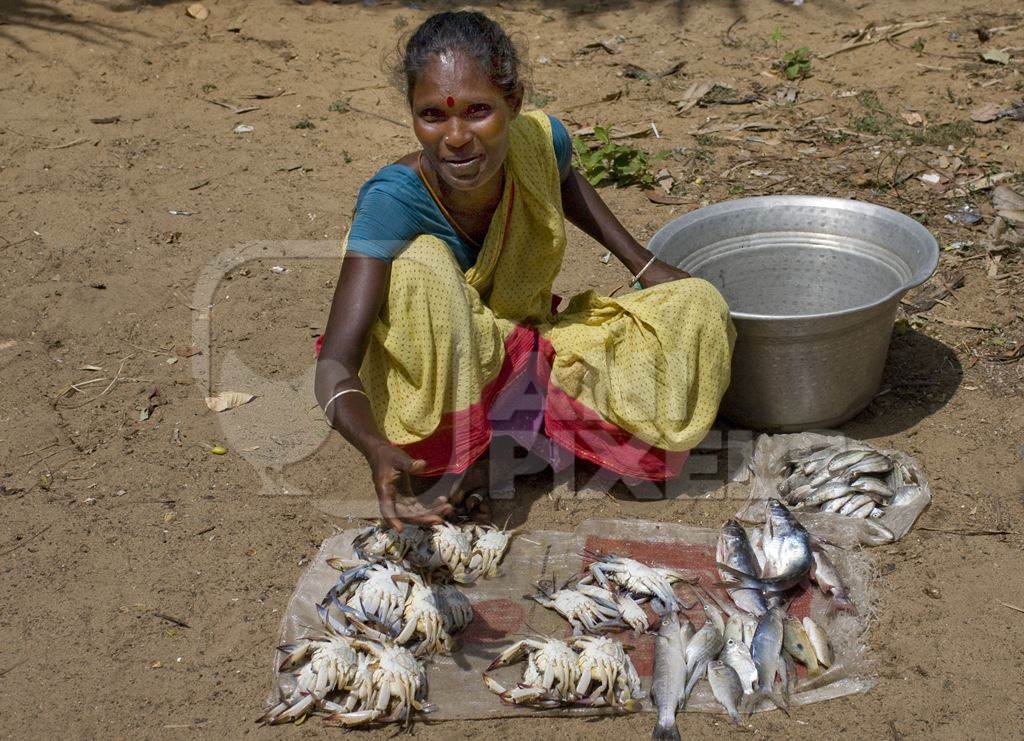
[275,640,311,672]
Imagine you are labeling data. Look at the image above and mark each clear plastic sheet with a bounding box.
[739,433,932,546]
[267,518,874,721]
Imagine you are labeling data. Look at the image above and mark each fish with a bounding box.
[707,661,744,725]
[827,448,878,474]
[851,500,875,518]
[802,616,833,668]
[720,500,812,594]
[683,615,724,699]
[810,547,854,612]
[843,453,894,479]
[750,606,789,714]
[651,613,688,741]
[839,493,874,516]
[850,476,894,498]
[891,484,922,508]
[795,481,857,510]
[721,637,757,696]
[717,520,769,616]
[782,615,820,675]
[821,493,854,513]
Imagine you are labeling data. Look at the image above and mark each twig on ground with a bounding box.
[0,659,27,678]
[194,526,216,537]
[0,524,54,558]
[1001,602,1024,615]
[58,354,134,409]
[346,104,407,129]
[43,137,90,150]
[26,446,74,472]
[153,611,191,629]
[821,18,948,59]
[917,526,1013,536]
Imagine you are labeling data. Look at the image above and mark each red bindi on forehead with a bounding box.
[446,95,455,108]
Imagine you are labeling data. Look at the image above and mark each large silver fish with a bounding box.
[751,606,789,714]
[716,520,769,616]
[651,613,688,741]
[719,500,812,594]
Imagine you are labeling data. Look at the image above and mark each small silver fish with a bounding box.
[851,499,875,518]
[850,476,894,498]
[843,453,894,479]
[827,448,877,474]
[751,606,788,713]
[810,548,853,612]
[802,616,833,668]
[707,661,744,725]
[839,493,874,516]
[684,616,724,699]
[651,613,687,741]
[891,484,922,508]
[821,493,854,513]
[797,480,856,509]
[721,637,757,696]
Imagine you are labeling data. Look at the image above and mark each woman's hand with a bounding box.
[639,259,691,289]
[367,443,453,531]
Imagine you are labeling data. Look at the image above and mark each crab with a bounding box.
[435,582,474,634]
[465,523,516,579]
[570,635,644,709]
[581,554,691,613]
[352,524,425,563]
[531,582,622,635]
[393,574,454,657]
[259,631,367,725]
[323,560,411,635]
[574,583,650,635]
[322,637,433,727]
[483,637,581,707]
[424,523,473,581]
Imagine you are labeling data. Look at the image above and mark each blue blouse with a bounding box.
[346,114,572,272]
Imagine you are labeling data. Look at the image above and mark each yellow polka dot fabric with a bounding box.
[344,110,735,454]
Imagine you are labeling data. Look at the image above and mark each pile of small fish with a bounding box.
[774,442,923,520]
[651,498,848,739]
[531,554,691,636]
[483,634,644,711]
[260,521,515,727]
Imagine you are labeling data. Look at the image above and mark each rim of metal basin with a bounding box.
[647,195,940,323]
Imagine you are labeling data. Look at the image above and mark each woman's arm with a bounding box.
[560,168,690,288]
[315,254,453,530]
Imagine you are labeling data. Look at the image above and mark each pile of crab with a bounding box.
[482,553,691,712]
[260,521,515,727]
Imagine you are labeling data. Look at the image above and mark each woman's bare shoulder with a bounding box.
[394,152,421,169]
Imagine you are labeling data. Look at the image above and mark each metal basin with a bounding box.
[648,196,939,430]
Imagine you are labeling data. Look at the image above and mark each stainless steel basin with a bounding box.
[648,196,939,430]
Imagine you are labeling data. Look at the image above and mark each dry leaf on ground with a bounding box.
[205,392,255,412]
[186,3,209,20]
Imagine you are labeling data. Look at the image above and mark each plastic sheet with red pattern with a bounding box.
[268,518,874,720]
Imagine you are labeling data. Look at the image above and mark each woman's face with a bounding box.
[410,50,520,193]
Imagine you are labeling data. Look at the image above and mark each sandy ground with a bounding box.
[2,0,1023,738]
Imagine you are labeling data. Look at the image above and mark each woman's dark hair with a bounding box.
[401,11,523,106]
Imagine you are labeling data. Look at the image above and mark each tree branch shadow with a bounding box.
[0,0,155,50]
